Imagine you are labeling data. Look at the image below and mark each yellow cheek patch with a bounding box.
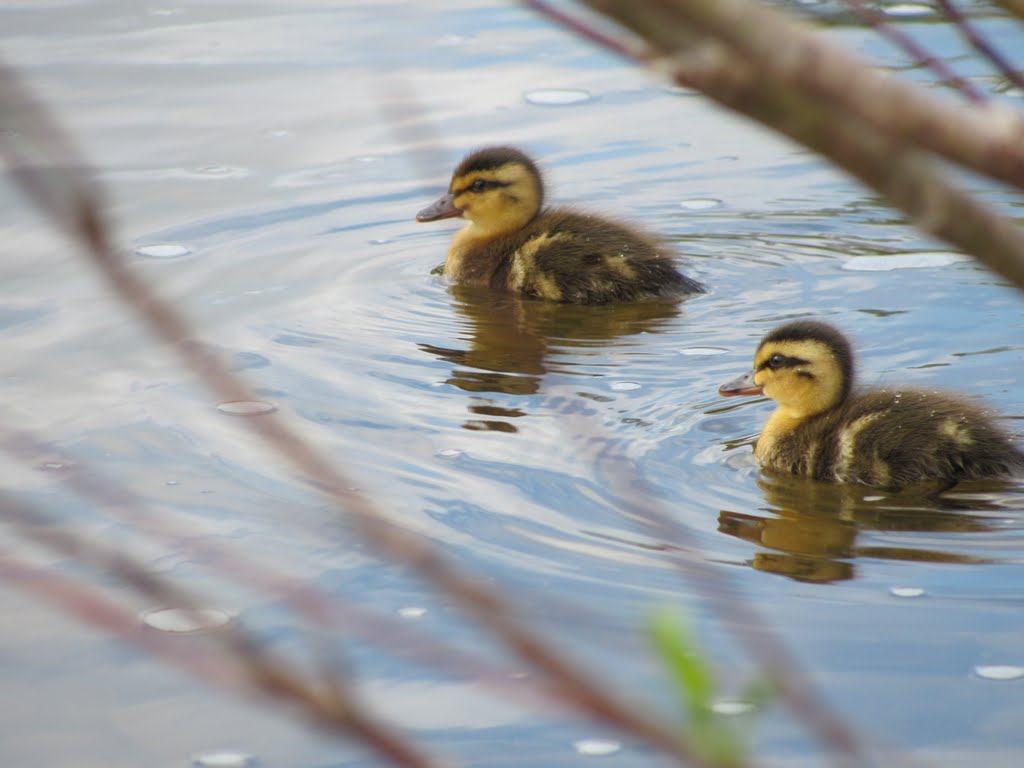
[754,338,847,419]
[447,161,541,240]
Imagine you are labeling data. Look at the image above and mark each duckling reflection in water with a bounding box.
[416,146,705,303]
[718,476,1003,583]
[719,320,1024,490]
[418,284,681,430]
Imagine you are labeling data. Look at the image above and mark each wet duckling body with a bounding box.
[719,320,1024,489]
[416,147,704,303]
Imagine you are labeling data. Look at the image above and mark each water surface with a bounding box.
[2,1,1024,766]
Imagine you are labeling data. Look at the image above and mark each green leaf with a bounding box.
[648,607,715,721]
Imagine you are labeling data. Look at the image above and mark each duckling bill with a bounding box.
[719,320,1024,489]
[416,146,704,303]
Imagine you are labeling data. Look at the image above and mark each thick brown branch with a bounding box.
[576,0,1024,291]
[586,0,1024,191]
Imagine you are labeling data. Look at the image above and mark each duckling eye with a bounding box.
[768,354,785,369]
[469,179,488,192]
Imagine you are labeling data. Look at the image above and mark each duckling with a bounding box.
[718,320,1024,489]
[416,146,704,303]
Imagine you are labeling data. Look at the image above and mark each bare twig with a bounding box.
[522,2,1023,764]
[934,0,1024,92]
[844,0,987,102]
[588,451,872,767]
[0,426,615,719]
[585,0,1024,190]
[992,0,1024,20]
[0,528,440,768]
[0,546,241,686]
[3,507,436,768]
[0,61,713,766]
[522,0,652,62]
[532,1,1024,291]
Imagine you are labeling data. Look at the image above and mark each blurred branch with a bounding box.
[992,0,1024,19]
[935,0,1024,92]
[5,2,1015,762]
[529,0,1024,293]
[593,0,1024,189]
[0,492,441,768]
[0,61,718,766]
[0,545,240,685]
[0,426,571,713]
[591,454,872,767]
[844,0,986,102]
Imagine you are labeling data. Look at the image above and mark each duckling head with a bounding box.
[416,146,544,238]
[719,320,854,420]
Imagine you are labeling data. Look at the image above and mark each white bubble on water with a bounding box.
[889,586,926,598]
[679,198,723,210]
[842,251,968,271]
[573,739,621,757]
[679,346,728,356]
[523,88,593,106]
[135,243,192,259]
[191,750,255,768]
[141,607,233,633]
[884,3,935,17]
[711,699,757,715]
[974,665,1024,681]
[216,400,277,416]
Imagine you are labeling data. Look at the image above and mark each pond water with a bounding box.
[2,1,1024,766]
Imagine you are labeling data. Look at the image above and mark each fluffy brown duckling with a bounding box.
[718,320,1024,489]
[416,146,704,303]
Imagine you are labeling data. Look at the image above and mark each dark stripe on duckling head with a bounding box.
[452,146,545,208]
[757,352,810,372]
[453,178,513,195]
[759,320,854,400]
